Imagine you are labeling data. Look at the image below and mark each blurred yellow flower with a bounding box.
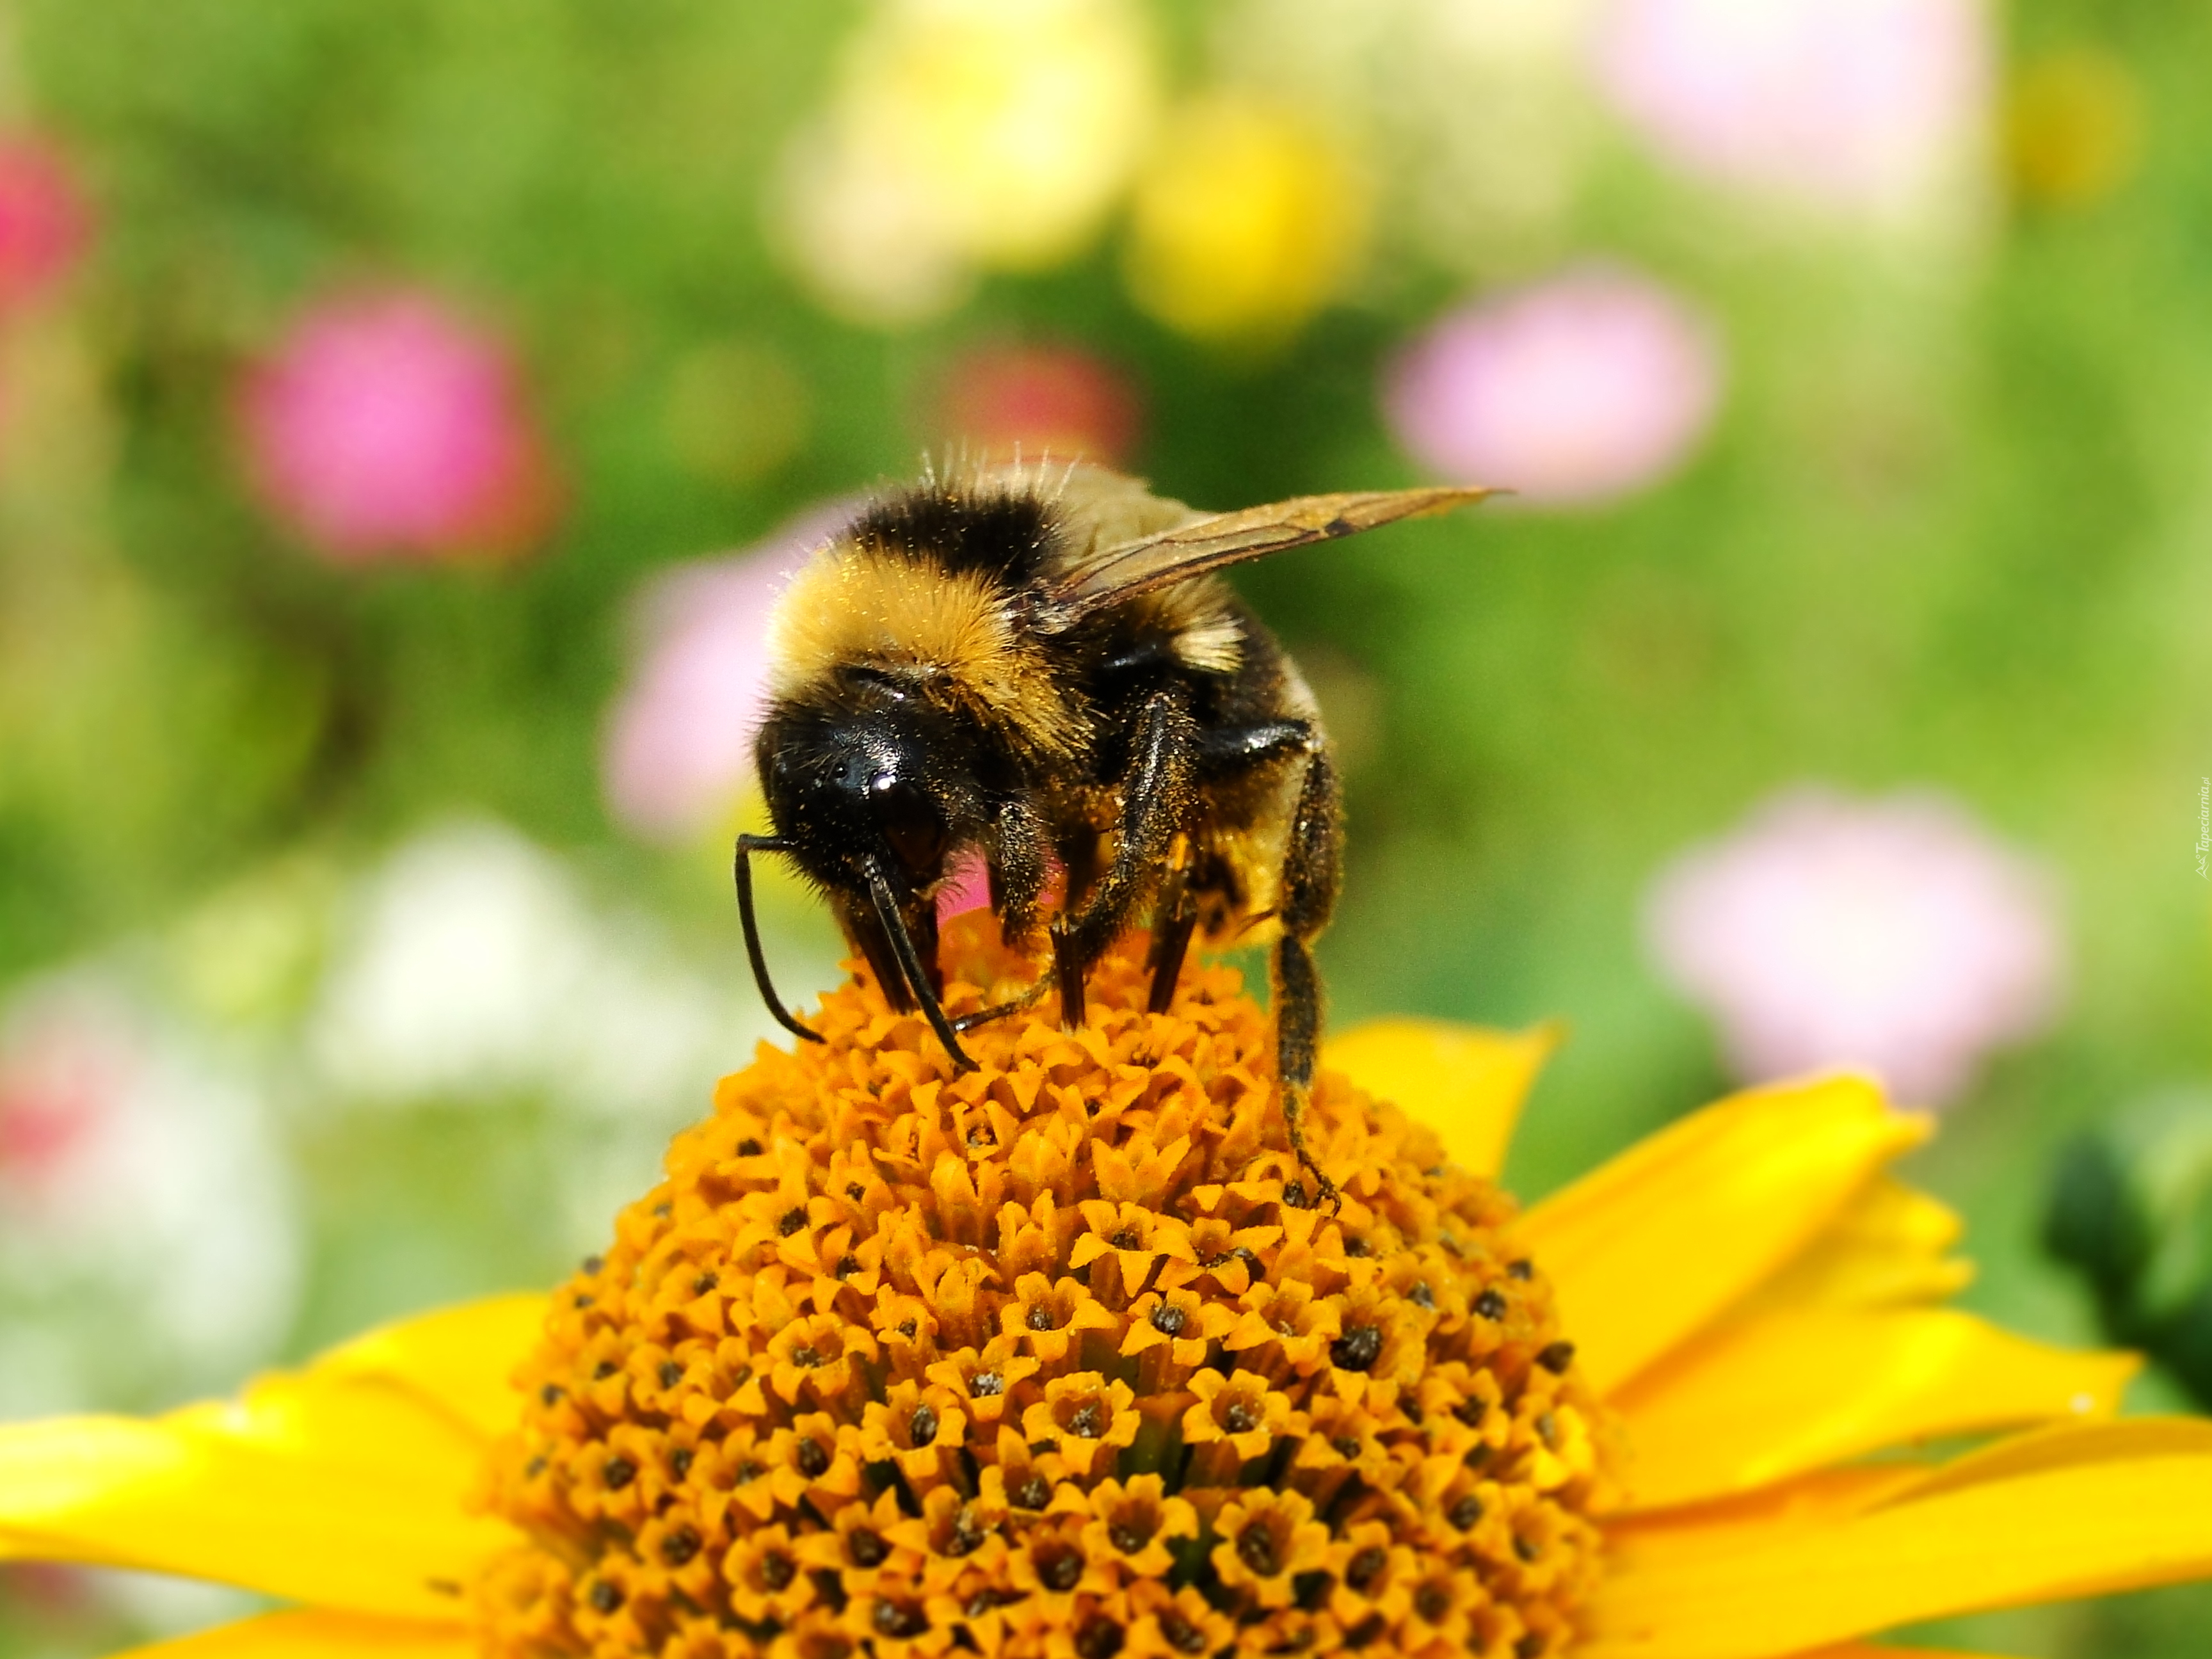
[772,0,1158,326]
[4,918,2211,1659]
[2006,47,2145,209]
[1123,93,1370,347]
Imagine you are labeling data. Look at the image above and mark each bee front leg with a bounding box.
[987,796,1050,949]
[951,799,1056,1036]
[1274,746,1343,1209]
[1054,687,1198,1029]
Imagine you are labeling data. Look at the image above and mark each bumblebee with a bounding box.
[737,463,1486,1201]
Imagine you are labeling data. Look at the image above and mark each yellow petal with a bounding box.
[1614,1306,2138,1510]
[1582,1436,2212,1658]
[0,1365,515,1617]
[1736,1176,1973,1315]
[1788,1649,2020,1659]
[1323,1018,1559,1177]
[1603,1466,1927,1573]
[1517,1075,1925,1394]
[316,1292,547,1438]
[1903,1415,2212,1501]
[108,1610,472,1659]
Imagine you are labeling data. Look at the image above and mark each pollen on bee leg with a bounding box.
[471,912,1615,1659]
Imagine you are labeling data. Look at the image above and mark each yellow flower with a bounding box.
[2005,48,2145,209]
[1123,93,1369,348]
[4,915,2211,1659]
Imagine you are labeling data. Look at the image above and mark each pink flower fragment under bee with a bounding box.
[1645,787,2066,1107]
[1593,0,1992,216]
[237,289,559,565]
[0,136,92,314]
[602,502,858,844]
[1383,267,1721,507]
[934,850,994,923]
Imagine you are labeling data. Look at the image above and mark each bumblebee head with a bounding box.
[753,668,987,900]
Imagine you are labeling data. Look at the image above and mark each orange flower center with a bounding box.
[472,914,1613,1659]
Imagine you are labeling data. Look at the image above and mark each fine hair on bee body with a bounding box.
[737,459,1488,1204]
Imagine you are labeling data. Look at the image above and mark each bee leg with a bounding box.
[1146,836,1197,1014]
[950,974,1051,1034]
[1055,687,1199,1027]
[987,797,1051,948]
[734,835,824,1045]
[1195,718,1313,774]
[836,892,915,1014]
[947,799,1055,1036]
[1273,747,1343,1210]
[1052,922,1087,1030]
[864,861,978,1073]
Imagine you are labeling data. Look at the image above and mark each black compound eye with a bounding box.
[870,775,947,876]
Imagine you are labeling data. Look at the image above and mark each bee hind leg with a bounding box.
[1272,748,1343,1210]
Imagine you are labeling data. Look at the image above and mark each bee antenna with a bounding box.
[863,860,979,1074]
[734,835,826,1046]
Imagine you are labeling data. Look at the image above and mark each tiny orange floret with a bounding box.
[474,915,1612,1659]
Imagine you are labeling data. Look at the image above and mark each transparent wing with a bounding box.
[1032,486,1493,629]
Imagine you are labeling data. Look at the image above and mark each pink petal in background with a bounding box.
[1383,266,1721,506]
[1594,0,1992,214]
[1644,785,2066,1107]
[602,501,858,844]
[237,288,560,565]
[0,136,92,314]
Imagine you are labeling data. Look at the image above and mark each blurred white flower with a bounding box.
[1218,0,1599,275]
[305,819,838,1253]
[1383,266,1722,506]
[769,125,974,327]
[771,0,1158,325]
[0,972,300,1412]
[601,502,856,845]
[308,819,773,1121]
[1594,0,1993,223]
[1645,787,2067,1107]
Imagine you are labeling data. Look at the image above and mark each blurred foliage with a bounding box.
[2046,1091,2212,1410]
[1,1,2210,1655]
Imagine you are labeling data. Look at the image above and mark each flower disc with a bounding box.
[476,916,1612,1659]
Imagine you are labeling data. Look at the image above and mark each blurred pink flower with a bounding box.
[1645,787,2065,1107]
[0,136,92,313]
[1594,0,1992,214]
[933,341,1141,468]
[602,502,856,843]
[1383,267,1721,506]
[0,1016,115,1193]
[237,289,559,565]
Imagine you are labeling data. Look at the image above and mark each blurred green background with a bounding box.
[1,1,2208,1655]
